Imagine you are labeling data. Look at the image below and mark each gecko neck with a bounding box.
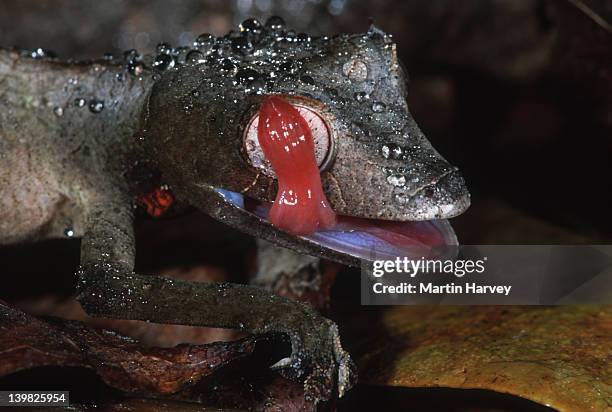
[0,48,155,165]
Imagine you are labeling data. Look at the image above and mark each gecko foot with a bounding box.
[271,316,357,402]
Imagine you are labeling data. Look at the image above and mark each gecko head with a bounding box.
[143,18,470,265]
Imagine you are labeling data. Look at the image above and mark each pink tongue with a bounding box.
[257,96,336,235]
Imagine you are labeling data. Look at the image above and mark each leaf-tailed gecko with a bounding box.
[0,17,470,402]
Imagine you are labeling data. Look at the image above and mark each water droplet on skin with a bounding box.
[326,88,338,97]
[387,174,406,187]
[372,101,386,112]
[265,16,285,31]
[246,79,266,95]
[297,32,311,42]
[53,107,63,117]
[300,75,315,85]
[30,47,55,59]
[220,59,237,74]
[279,60,295,73]
[193,33,214,49]
[64,228,75,237]
[231,36,252,52]
[240,18,262,35]
[282,29,297,43]
[152,53,174,71]
[236,68,260,84]
[156,42,172,55]
[74,98,86,107]
[186,50,206,65]
[354,91,369,102]
[381,143,403,159]
[89,99,104,113]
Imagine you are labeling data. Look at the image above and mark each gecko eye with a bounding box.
[243,102,334,177]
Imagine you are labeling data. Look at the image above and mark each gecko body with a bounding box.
[0,18,469,401]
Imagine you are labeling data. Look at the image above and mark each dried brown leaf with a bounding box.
[0,300,317,411]
[347,306,611,412]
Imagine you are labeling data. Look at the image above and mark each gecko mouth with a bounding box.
[214,188,458,261]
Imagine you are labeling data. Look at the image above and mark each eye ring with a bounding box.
[242,100,335,178]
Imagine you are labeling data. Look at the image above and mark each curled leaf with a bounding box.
[0,300,318,411]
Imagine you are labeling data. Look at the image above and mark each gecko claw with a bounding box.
[270,356,293,370]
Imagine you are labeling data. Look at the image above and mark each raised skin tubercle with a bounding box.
[257,96,336,235]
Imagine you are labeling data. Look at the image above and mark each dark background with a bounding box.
[0,1,610,411]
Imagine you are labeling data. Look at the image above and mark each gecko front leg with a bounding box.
[76,188,355,401]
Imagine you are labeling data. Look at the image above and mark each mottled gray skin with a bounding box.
[0,21,469,403]
[145,25,469,266]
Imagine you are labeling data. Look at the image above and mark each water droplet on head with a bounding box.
[152,53,174,71]
[220,58,237,74]
[53,107,63,117]
[265,16,285,31]
[186,50,206,65]
[297,32,311,42]
[372,101,386,112]
[64,227,75,237]
[74,98,86,107]
[193,33,214,49]
[30,47,55,59]
[231,36,252,52]
[172,47,190,66]
[236,68,260,84]
[326,88,338,97]
[279,60,295,73]
[354,91,369,102]
[156,42,172,55]
[300,75,315,85]
[240,18,262,35]
[381,143,403,159]
[89,99,104,114]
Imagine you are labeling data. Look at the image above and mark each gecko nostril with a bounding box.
[243,103,334,178]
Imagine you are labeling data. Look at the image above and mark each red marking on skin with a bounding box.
[137,186,175,217]
[257,96,336,235]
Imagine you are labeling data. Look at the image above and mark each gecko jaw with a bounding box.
[214,187,458,261]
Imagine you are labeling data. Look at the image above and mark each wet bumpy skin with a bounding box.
[144,22,470,266]
[257,96,336,235]
[0,16,470,406]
